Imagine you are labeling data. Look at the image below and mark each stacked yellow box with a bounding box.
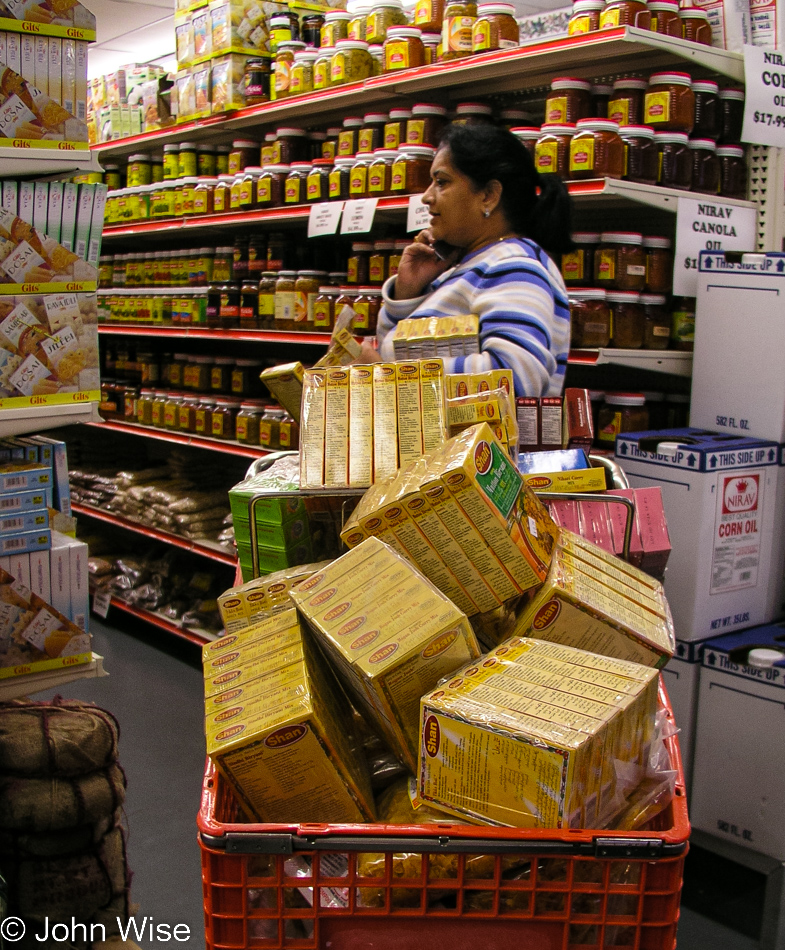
[290,537,481,771]
[419,637,659,829]
[391,314,479,359]
[203,608,375,823]
[511,530,675,668]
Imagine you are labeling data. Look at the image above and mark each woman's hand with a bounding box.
[393,229,462,300]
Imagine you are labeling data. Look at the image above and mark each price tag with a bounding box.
[741,44,785,147]
[307,201,344,238]
[673,197,757,297]
[340,198,378,234]
[93,589,111,619]
[407,195,430,232]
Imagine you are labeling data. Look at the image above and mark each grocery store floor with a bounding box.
[41,617,763,950]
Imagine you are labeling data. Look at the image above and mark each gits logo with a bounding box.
[369,643,398,664]
[323,601,351,621]
[532,599,561,630]
[215,724,245,742]
[422,630,457,658]
[309,587,337,607]
[474,441,492,475]
[265,724,308,748]
[424,715,441,757]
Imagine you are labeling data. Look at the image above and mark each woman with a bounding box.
[376,123,572,397]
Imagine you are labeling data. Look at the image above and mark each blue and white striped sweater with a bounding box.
[377,236,570,397]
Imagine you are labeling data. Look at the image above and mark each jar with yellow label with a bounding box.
[194,397,215,435]
[285,163,312,204]
[241,166,262,209]
[391,145,436,193]
[597,393,648,442]
[510,126,540,156]
[127,153,152,187]
[406,104,448,147]
[136,389,155,426]
[193,178,217,215]
[384,108,412,148]
[229,139,259,176]
[329,157,355,199]
[178,142,197,177]
[370,241,395,283]
[323,9,351,45]
[178,395,200,433]
[306,159,332,201]
[384,27,425,70]
[391,239,409,276]
[422,32,441,61]
[535,124,575,177]
[216,145,231,175]
[314,47,334,89]
[213,175,233,213]
[569,288,610,347]
[275,40,306,97]
[348,243,373,284]
[259,407,286,449]
[229,174,244,212]
[453,101,494,124]
[599,0,651,29]
[440,0,477,60]
[569,118,624,180]
[367,0,407,42]
[349,3,371,39]
[295,270,327,329]
[163,144,180,180]
[291,49,318,94]
[332,39,373,84]
[649,0,680,34]
[353,287,382,335]
[279,414,300,450]
[644,72,695,133]
[595,232,645,291]
[545,77,592,125]
[211,397,243,440]
[257,272,277,329]
[213,247,234,284]
[338,117,364,157]
[349,152,373,198]
[568,0,604,34]
[274,271,297,329]
[257,164,290,208]
[367,150,398,196]
[356,113,387,153]
[619,125,658,184]
[168,354,188,389]
[561,232,600,286]
[312,286,337,331]
[236,401,266,444]
[163,392,184,430]
[414,0,445,32]
[679,6,712,43]
[270,11,299,50]
[472,2,519,51]
[210,357,235,395]
[152,391,171,428]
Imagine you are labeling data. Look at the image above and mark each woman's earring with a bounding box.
[483,209,490,218]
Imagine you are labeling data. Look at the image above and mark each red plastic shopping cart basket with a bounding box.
[198,678,689,950]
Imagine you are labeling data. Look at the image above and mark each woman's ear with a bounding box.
[484,178,503,214]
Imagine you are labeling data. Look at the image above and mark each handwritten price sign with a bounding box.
[742,45,785,147]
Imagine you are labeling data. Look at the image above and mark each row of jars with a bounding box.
[520,120,746,196]
[561,233,671,293]
[545,74,744,142]
[594,390,689,444]
[569,289,695,350]
[102,348,265,397]
[569,0,712,42]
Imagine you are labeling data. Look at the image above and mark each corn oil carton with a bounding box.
[290,536,481,770]
[511,533,675,668]
[205,609,375,823]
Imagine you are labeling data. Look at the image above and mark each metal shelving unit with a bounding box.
[107,598,216,647]
[0,653,107,701]
[96,321,332,345]
[88,419,273,459]
[569,348,693,377]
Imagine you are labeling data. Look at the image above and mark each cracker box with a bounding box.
[291,537,481,770]
[260,362,304,423]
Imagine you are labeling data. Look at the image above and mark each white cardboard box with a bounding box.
[691,622,785,859]
[29,548,51,603]
[692,252,785,443]
[617,428,782,640]
[49,530,71,619]
[661,638,713,792]
[68,537,88,632]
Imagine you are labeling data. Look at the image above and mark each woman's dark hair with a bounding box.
[438,123,573,256]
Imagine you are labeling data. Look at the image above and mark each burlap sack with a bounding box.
[0,810,120,858]
[0,764,126,832]
[0,699,119,777]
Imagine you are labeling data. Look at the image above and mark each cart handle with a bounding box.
[537,491,635,563]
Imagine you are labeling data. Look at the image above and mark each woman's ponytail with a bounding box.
[525,173,574,256]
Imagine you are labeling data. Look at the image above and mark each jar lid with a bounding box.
[128,153,150,162]
[363,112,390,122]
[351,242,375,250]
[511,126,541,138]
[575,118,620,132]
[572,0,604,8]
[421,31,441,41]
[539,123,576,134]
[679,6,710,18]
[653,131,689,143]
[277,270,298,276]
[643,236,671,248]
[400,145,437,156]
[163,144,179,152]
[216,145,231,153]
[262,164,292,172]
[551,77,592,91]
[232,139,259,148]
[692,79,719,93]
[604,392,646,406]
[243,165,264,173]
[373,0,404,7]
[619,124,655,138]
[648,1,678,8]
[343,116,364,127]
[601,231,643,244]
[369,44,385,53]
[193,356,215,364]
[389,108,413,118]
[299,269,329,276]
[372,149,399,159]
[217,174,235,181]
[748,648,785,668]
[277,127,308,136]
[318,286,338,293]
[293,49,319,60]
[568,288,607,299]
[412,103,448,116]
[139,389,155,396]
[374,240,397,249]
[197,178,219,185]
[179,141,197,150]
[394,239,410,248]
[239,401,267,410]
[357,286,382,293]
[571,231,601,242]
[325,9,352,18]
[290,162,313,170]
[477,2,516,13]
[606,292,641,302]
[199,246,215,254]
[214,397,243,405]
[329,270,349,277]
[280,40,307,50]
[327,127,343,135]
[336,39,371,48]
[334,157,357,165]
[235,359,264,366]
[310,158,334,166]
[718,88,745,100]
[717,145,745,157]
[455,102,494,115]
[649,71,693,86]
[612,77,648,90]
[387,26,423,36]
[354,151,375,159]
[271,11,297,20]
[640,293,667,305]
[689,138,716,150]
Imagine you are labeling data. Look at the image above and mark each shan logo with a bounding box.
[352,630,379,651]
[209,635,236,651]
[406,497,425,511]
[213,706,243,723]
[213,669,241,687]
[355,368,372,379]
[366,517,383,531]
[380,366,395,379]
[338,616,366,637]
[423,361,440,372]
[212,651,240,668]
[214,688,243,704]
[533,599,561,630]
[298,573,325,592]
[215,724,245,742]
[448,677,464,688]
[384,506,402,519]
[247,590,266,603]
[424,715,441,757]
[369,643,398,664]
[527,476,552,489]
[345,531,365,546]
[268,582,287,594]
[331,371,348,381]
[265,724,308,749]
[445,472,464,487]
[222,598,241,609]
[422,630,457,658]
[474,441,492,475]
[324,601,351,621]
[722,474,759,514]
[398,364,417,377]
[482,657,499,669]
[425,485,444,500]
[309,587,337,607]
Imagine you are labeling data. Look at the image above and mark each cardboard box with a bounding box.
[2,182,18,217]
[87,185,108,266]
[74,184,95,260]
[75,41,88,122]
[396,361,424,466]
[518,449,607,494]
[48,530,71,618]
[68,536,89,631]
[300,369,326,488]
[691,623,785,858]
[34,36,48,96]
[18,182,34,226]
[47,182,64,245]
[29,548,51,603]
[5,32,20,75]
[48,37,62,106]
[324,367,350,487]
[260,362,304,423]
[20,35,35,85]
[660,637,711,792]
[517,397,539,452]
[372,363,398,481]
[349,365,374,488]
[7,552,30,590]
[60,183,79,252]
[617,428,782,639]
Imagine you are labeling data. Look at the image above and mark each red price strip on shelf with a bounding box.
[742,45,785,148]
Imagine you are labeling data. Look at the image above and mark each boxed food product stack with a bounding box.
[511,530,675,668]
[340,423,559,634]
[203,607,376,823]
[518,448,607,493]
[516,389,594,453]
[392,314,479,359]
[419,636,659,829]
[290,536,481,771]
[218,560,331,633]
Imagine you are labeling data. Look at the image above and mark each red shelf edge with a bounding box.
[108,597,211,646]
[96,324,332,344]
[88,420,272,458]
[73,503,237,566]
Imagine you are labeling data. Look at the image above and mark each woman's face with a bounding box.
[422,146,488,248]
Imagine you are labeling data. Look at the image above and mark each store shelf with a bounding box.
[0,147,102,180]
[567,178,757,213]
[72,503,237,567]
[0,401,102,437]
[0,653,107,700]
[96,323,332,344]
[90,28,743,161]
[88,419,273,459]
[107,598,216,646]
[569,347,693,376]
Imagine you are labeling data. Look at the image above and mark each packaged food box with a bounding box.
[218,561,330,633]
[210,53,251,113]
[261,362,304,423]
[236,538,314,582]
[204,611,375,824]
[290,537,481,770]
[517,448,607,493]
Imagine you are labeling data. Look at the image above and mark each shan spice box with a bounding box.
[290,536,480,770]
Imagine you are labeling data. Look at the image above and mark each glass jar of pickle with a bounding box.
[323,9,351,45]
[619,125,658,184]
[275,40,306,98]
[323,127,341,160]
[291,49,318,94]
[314,46,334,89]
[718,145,746,199]
[568,0,604,36]
[595,232,645,290]
[259,407,287,449]
[414,0,445,32]
[257,164,291,208]
[608,291,644,348]
[330,157,356,199]
[213,175,233,213]
[453,101,494,124]
[210,357,235,394]
[599,0,650,29]
[274,128,310,164]
[568,118,624,180]
[274,271,297,328]
[257,272,277,328]
[649,0,680,34]
[391,145,437,193]
[654,131,691,189]
[597,393,649,443]
[349,152,373,198]
[561,232,600,286]
[307,158,333,201]
[384,27,425,70]
[285,162,312,203]
[510,126,540,156]
[239,281,260,328]
[279,414,300,450]
[535,124,575,177]
[643,236,672,293]
[338,116,364,157]
[244,59,271,105]
[407,103,449,146]
[644,72,695,134]
[385,108,412,148]
[163,392,184,430]
[331,39,373,85]
[151,390,170,428]
[367,0,407,42]
[232,359,265,397]
[219,284,241,329]
[178,395,200,432]
[679,6,711,43]
[718,88,745,144]
[211,397,244,440]
[229,139,260,176]
[670,296,695,350]
[314,285,339,330]
[545,77,592,125]
[194,396,215,435]
[348,242,373,284]
[569,288,610,347]
[472,2,519,51]
[690,138,720,194]
[440,0,477,61]
[353,287,382,335]
[692,79,719,139]
[640,294,670,349]
[235,401,267,444]
[213,247,234,283]
[608,77,648,126]
[370,240,395,283]
[295,270,327,329]
[358,113,390,153]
